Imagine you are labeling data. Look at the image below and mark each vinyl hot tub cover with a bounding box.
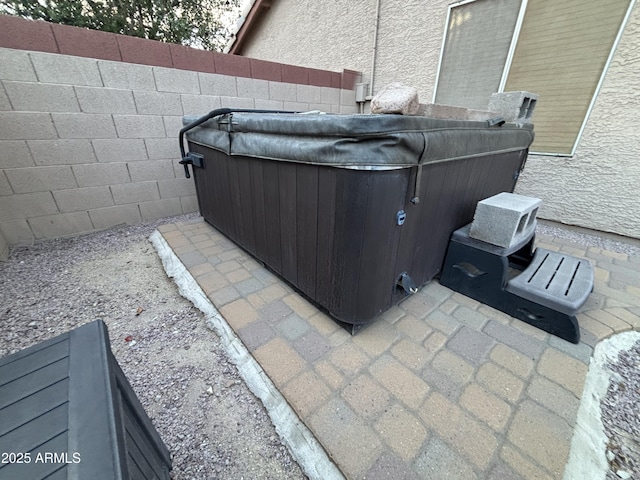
[181,111,534,170]
[180,110,534,331]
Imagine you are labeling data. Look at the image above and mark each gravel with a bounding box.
[602,341,640,480]
[0,214,306,480]
[536,222,640,257]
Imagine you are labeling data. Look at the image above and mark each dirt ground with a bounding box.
[0,214,306,479]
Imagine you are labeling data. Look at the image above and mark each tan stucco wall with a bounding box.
[241,0,640,239]
[241,0,450,99]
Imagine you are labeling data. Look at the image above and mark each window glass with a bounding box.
[435,0,522,110]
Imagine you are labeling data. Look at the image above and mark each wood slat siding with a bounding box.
[325,169,371,320]
[229,156,247,249]
[354,170,408,321]
[278,163,298,284]
[190,143,527,326]
[315,167,338,310]
[505,0,630,154]
[296,164,319,298]
[263,160,283,273]
[250,161,269,266]
[395,153,521,296]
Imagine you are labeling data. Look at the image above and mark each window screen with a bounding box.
[435,0,522,110]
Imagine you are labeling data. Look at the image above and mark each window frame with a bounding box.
[433,0,636,157]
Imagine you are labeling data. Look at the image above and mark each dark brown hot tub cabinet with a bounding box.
[179,109,534,332]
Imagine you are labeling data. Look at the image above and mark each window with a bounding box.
[434,0,633,155]
[434,0,522,111]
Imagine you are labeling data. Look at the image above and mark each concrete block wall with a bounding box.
[0,15,360,245]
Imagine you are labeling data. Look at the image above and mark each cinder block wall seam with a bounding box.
[0,80,13,110]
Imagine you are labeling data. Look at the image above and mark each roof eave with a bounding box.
[226,0,272,55]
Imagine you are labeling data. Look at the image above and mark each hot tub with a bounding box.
[179,109,534,332]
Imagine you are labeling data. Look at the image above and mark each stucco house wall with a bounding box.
[0,15,359,248]
[239,0,450,99]
[238,0,640,240]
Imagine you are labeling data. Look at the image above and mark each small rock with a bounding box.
[616,471,631,479]
[28,321,37,327]
[370,82,419,115]
[206,386,214,395]
[607,450,616,462]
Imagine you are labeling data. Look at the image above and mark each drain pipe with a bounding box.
[355,0,381,113]
[368,0,381,100]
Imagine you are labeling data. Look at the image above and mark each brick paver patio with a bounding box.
[156,217,640,479]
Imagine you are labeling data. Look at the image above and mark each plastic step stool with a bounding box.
[506,248,594,316]
[439,224,594,343]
